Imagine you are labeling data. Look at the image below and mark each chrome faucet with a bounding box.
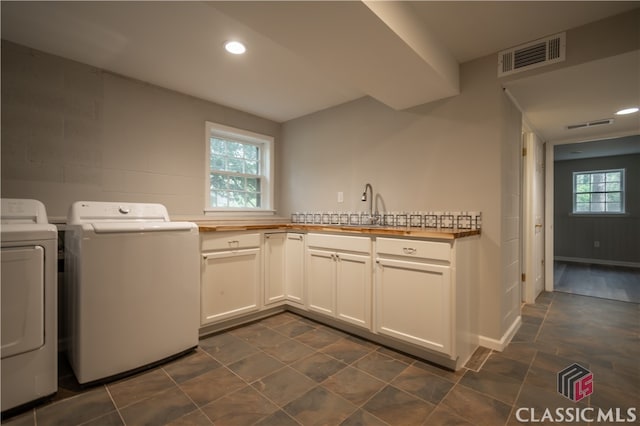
[361,183,376,224]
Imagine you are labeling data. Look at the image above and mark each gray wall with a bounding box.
[1,40,281,220]
[280,52,523,342]
[554,153,640,264]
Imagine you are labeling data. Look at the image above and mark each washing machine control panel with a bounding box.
[68,201,170,224]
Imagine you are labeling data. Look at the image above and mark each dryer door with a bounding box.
[1,246,44,358]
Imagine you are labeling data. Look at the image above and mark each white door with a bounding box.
[264,233,286,305]
[285,234,305,305]
[306,248,335,316]
[376,258,451,355]
[201,248,261,324]
[336,252,371,329]
[523,132,545,303]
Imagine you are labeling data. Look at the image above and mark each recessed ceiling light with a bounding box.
[224,41,246,55]
[615,107,639,115]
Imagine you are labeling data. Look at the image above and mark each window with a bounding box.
[573,169,625,214]
[205,122,273,212]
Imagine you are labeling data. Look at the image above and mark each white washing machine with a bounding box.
[64,201,199,384]
[1,199,58,412]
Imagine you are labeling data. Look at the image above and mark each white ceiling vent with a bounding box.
[498,33,565,77]
[566,118,614,130]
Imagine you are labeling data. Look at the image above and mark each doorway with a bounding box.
[546,135,640,304]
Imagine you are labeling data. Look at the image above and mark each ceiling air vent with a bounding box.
[566,118,614,130]
[498,33,565,77]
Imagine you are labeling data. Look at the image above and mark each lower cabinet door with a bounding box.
[264,233,286,305]
[201,248,261,324]
[306,248,336,316]
[375,257,452,355]
[336,252,371,329]
[285,234,305,305]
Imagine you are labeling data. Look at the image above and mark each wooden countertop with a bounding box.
[196,222,480,240]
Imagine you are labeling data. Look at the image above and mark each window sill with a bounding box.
[569,212,630,217]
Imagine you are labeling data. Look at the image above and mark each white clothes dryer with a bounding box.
[1,199,58,412]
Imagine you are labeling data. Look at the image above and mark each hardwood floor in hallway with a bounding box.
[554,261,640,303]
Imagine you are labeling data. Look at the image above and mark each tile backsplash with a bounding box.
[291,211,482,230]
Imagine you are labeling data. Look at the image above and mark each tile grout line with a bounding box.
[501,342,543,425]
[238,314,399,424]
[102,384,127,426]
[532,294,554,342]
[502,293,554,425]
[162,365,214,425]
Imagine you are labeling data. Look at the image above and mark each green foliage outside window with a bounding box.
[573,169,624,213]
[209,137,261,208]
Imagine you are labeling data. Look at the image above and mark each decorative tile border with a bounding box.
[290,211,482,230]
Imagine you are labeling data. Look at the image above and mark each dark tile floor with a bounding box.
[3,291,639,425]
[554,261,640,304]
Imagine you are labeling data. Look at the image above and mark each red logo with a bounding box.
[557,363,593,402]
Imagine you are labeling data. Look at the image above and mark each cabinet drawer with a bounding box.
[201,232,261,252]
[307,233,371,253]
[376,237,450,262]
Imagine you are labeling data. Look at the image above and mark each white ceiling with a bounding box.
[554,135,640,161]
[1,1,639,146]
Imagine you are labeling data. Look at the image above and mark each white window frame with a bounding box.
[205,121,274,215]
[572,168,625,215]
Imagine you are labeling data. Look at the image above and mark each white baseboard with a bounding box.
[478,316,522,352]
[555,256,640,269]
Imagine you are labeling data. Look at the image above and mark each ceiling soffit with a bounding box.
[210,1,460,111]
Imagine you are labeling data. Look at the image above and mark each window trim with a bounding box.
[572,168,625,215]
[204,121,274,214]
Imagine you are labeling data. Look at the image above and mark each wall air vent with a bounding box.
[498,33,566,77]
[566,118,614,130]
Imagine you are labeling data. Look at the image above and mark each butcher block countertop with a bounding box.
[195,222,480,240]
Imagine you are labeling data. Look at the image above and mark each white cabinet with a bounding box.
[264,232,305,306]
[284,233,305,305]
[375,237,477,364]
[306,248,336,316]
[306,234,372,329]
[335,251,371,329]
[198,228,478,370]
[201,233,261,325]
[264,233,286,305]
[376,256,451,354]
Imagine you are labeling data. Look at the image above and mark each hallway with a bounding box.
[554,261,640,303]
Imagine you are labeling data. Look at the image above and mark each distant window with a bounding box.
[573,169,625,214]
[205,122,273,211]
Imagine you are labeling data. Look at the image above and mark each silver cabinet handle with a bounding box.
[228,240,240,248]
[403,247,417,255]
